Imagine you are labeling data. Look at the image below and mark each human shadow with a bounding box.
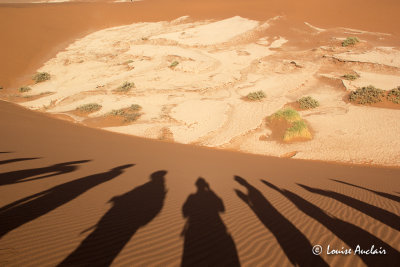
[181,178,240,267]
[234,176,328,267]
[331,179,400,203]
[298,183,400,231]
[58,170,167,267]
[0,157,39,166]
[262,180,400,267]
[0,160,90,186]
[0,164,134,238]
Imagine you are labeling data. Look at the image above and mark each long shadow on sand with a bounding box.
[262,180,400,267]
[331,179,400,203]
[181,178,240,267]
[58,170,167,267]
[0,157,39,166]
[298,183,400,231]
[234,176,328,267]
[0,164,134,238]
[0,160,90,186]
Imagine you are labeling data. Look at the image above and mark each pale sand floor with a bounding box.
[7,16,400,166]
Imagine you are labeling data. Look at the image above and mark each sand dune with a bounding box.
[1,0,400,266]
[0,101,399,266]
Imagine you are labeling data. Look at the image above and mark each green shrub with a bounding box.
[342,73,360,80]
[246,90,266,101]
[123,60,134,64]
[107,104,142,122]
[269,108,312,142]
[129,104,142,111]
[297,96,319,109]
[33,72,51,83]
[283,120,312,142]
[271,108,301,122]
[123,113,141,122]
[19,86,31,93]
[115,81,135,92]
[170,61,179,68]
[387,86,400,104]
[77,103,102,113]
[109,109,126,116]
[0,86,3,90]
[342,37,359,47]
[349,85,385,104]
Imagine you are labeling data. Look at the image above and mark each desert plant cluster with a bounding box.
[77,103,102,113]
[33,72,51,83]
[349,85,385,104]
[342,73,360,80]
[269,108,312,142]
[342,37,359,47]
[107,104,142,122]
[246,90,266,101]
[297,96,319,109]
[387,86,400,104]
[169,61,179,68]
[19,86,31,93]
[114,81,135,92]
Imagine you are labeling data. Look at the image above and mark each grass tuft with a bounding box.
[349,85,385,104]
[387,86,400,104]
[342,73,360,80]
[129,104,142,111]
[19,86,31,93]
[170,61,179,68]
[283,120,312,142]
[269,108,312,142]
[297,96,319,109]
[270,108,301,122]
[107,104,142,122]
[123,113,141,122]
[246,90,266,101]
[33,72,51,83]
[342,37,359,47]
[114,81,135,92]
[77,103,102,113]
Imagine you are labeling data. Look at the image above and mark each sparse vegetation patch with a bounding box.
[114,81,135,92]
[342,73,360,80]
[33,72,51,83]
[77,103,102,113]
[269,108,312,142]
[349,85,385,104]
[283,120,312,142]
[342,37,359,47]
[107,104,142,122]
[129,104,142,111]
[270,108,301,122]
[19,86,31,93]
[387,86,400,104]
[170,61,179,68]
[297,96,319,109]
[246,90,266,101]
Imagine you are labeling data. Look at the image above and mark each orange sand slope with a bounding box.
[1,101,399,266]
